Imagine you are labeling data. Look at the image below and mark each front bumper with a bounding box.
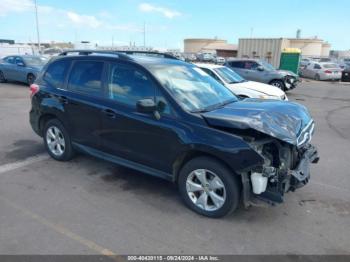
[249,144,319,205]
[284,76,299,90]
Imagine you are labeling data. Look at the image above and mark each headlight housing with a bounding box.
[258,94,282,100]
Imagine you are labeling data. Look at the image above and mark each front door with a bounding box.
[100,62,182,174]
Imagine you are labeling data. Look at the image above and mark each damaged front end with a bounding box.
[240,136,319,207]
[201,99,320,207]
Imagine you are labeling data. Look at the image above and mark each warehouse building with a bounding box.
[237,37,331,68]
[184,38,237,58]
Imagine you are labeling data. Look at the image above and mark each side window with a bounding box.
[200,68,223,83]
[229,61,241,68]
[15,57,23,65]
[67,61,104,97]
[44,59,71,89]
[314,64,321,69]
[244,61,259,70]
[6,57,15,64]
[108,63,155,108]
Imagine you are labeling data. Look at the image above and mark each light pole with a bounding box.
[34,0,41,54]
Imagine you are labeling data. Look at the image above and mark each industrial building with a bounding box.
[184,38,237,58]
[237,37,331,68]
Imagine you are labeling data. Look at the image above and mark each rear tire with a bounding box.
[0,71,6,83]
[178,157,240,218]
[270,79,285,90]
[27,73,35,86]
[43,119,75,161]
[315,74,321,81]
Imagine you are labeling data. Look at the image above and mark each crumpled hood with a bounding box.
[202,99,313,146]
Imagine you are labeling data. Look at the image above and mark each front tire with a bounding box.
[178,157,240,218]
[270,79,285,90]
[43,119,75,161]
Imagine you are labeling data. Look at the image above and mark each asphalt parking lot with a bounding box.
[0,81,349,255]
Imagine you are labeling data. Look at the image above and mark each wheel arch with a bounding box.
[38,113,65,136]
[172,150,241,184]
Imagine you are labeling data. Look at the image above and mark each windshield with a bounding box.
[214,67,245,84]
[148,64,238,112]
[23,56,46,67]
[260,60,276,71]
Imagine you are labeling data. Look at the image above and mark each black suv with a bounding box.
[30,50,319,218]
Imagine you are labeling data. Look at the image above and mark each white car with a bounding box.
[196,63,288,101]
[300,62,342,81]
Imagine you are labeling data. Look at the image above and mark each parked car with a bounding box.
[30,50,318,218]
[185,53,197,62]
[215,56,226,64]
[225,59,299,91]
[196,63,288,101]
[300,58,313,68]
[0,55,47,85]
[197,52,214,62]
[300,62,342,81]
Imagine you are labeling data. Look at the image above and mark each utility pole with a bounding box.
[143,22,146,47]
[250,27,254,38]
[34,0,41,54]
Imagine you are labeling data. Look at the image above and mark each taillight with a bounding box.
[324,70,332,74]
[30,84,40,98]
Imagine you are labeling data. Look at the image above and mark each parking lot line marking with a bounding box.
[0,194,121,260]
[0,154,50,174]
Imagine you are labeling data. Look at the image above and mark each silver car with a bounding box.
[300,61,342,81]
[225,59,299,91]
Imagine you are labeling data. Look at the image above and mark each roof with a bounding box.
[194,63,223,69]
[202,43,238,51]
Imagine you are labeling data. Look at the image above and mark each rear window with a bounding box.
[323,63,339,69]
[228,61,244,68]
[44,59,71,89]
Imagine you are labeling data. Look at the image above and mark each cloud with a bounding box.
[66,11,103,29]
[139,3,181,19]
[0,0,34,16]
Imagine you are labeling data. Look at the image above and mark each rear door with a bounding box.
[64,60,107,149]
[14,57,27,82]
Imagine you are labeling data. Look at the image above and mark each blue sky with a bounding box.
[0,0,349,50]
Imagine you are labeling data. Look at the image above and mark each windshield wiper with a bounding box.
[191,99,236,113]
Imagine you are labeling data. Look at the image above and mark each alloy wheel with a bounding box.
[186,169,226,212]
[46,126,66,156]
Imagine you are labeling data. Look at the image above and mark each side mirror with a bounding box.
[257,66,264,71]
[136,98,157,114]
[17,62,25,67]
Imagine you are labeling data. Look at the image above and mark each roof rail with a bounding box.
[115,50,179,60]
[58,50,132,60]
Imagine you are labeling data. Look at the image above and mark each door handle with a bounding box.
[102,108,116,118]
